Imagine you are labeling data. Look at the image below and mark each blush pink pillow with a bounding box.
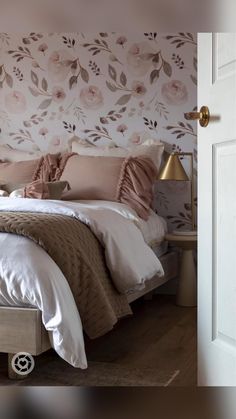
[71,138,164,171]
[60,154,157,220]
[0,144,42,162]
[0,158,41,185]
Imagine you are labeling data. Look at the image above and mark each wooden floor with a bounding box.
[0,295,197,386]
[86,294,197,386]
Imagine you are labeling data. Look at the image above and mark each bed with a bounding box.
[0,251,178,379]
[0,143,179,378]
[0,198,178,378]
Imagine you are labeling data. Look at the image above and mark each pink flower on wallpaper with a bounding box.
[32,61,40,69]
[128,131,154,146]
[48,50,73,83]
[116,36,127,47]
[4,91,26,114]
[80,85,104,110]
[52,87,66,103]
[38,43,48,54]
[39,127,49,136]
[131,81,147,97]
[127,42,154,77]
[117,124,128,135]
[161,80,188,105]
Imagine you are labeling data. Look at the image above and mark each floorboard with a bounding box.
[0,295,197,386]
[86,295,197,386]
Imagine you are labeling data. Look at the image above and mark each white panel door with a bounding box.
[198,33,236,386]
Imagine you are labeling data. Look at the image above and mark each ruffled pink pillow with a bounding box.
[60,154,157,220]
[116,156,157,220]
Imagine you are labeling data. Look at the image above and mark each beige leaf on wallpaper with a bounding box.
[120,72,127,87]
[23,121,31,127]
[28,86,40,97]
[115,94,131,106]
[22,37,30,45]
[150,69,160,84]
[106,81,117,92]
[5,73,13,88]
[31,70,39,87]
[152,53,160,64]
[108,64,117,81]
[42,78,48,92]
[190,75,197,85]
[162,60,172,77]
[69,76,77,89]
[38,98,52,110]
[80,67,89,83]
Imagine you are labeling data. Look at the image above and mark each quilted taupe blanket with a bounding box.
[0,211,132,338]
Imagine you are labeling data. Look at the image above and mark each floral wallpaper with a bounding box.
[0,32,197,230]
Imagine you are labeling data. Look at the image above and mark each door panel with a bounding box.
[198,33,236,385]
[213,141,236,348]
[213,33,236,81]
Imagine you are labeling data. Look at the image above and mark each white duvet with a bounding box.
[0,198,165,368]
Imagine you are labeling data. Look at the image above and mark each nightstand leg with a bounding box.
[176,249,197,307]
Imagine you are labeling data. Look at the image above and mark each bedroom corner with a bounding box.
[0,32,197,387]
[0,0,236,414]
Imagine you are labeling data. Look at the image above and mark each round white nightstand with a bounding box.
[165,233,197,307]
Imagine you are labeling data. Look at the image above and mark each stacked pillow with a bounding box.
[0,139,164,219]
[71,138,164,172]
[0,144,42,162]
[0,158,41,186]
[0,152,69,199]
[60,154,157,220]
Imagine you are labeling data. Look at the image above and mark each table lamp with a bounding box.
[157,152,197,235]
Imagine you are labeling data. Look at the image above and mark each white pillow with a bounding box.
[0,189,8,197]
[9,188,24,198]
[0,145,42,162]
[71,138,164,171]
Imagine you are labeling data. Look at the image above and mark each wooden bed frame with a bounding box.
[0,250,178,379]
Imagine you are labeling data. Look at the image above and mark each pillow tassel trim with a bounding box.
[116,156,157,220]
[32,152,76,183]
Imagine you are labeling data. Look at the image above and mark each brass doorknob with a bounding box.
[184,106,210,127]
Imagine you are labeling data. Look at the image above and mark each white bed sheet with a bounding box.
[0,198,165,368]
